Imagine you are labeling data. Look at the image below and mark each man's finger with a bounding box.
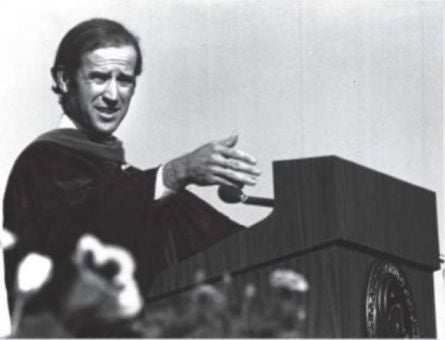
[209,175,243,188]
[220,147,257,165]
[208,156,260,176]
[217,133,238,148]
[218,158,261,176]
[211,167,257,186]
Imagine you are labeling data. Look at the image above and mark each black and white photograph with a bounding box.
[0,0,443,337]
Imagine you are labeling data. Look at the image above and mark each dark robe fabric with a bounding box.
[3,129,243,317]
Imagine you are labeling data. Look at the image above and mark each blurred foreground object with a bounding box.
[138,269,308,337]
[10,234,144,337]
[16,254,52,294]
[0,228,15,337]
[270,269,309,292]
[62,234,143,336]
[1,228,16,250]
[68,234,143,319]
[11,253,53,336]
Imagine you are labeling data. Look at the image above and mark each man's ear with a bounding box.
[53,67,70,94]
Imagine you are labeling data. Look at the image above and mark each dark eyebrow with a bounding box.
[117,72,136,84]
[86,70,136,84]
[88,71,110,79]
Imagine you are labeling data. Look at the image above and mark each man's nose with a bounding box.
[103,80,119,105]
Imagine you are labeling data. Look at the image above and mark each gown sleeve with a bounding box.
[3,141,243,305]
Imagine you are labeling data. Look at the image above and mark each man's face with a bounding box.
[68,45,137,137]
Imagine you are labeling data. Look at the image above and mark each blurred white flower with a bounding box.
[191,284,226,307]
[115,280,143,317]
[17,253,53,294]
[270,269,309,292]
[1,228,17,250]
[68,234,142,320]
[11,253,53,336]
[296,308,307,321]
[193,270,206,284]
[244,283,257,299]
[222,271,232,286]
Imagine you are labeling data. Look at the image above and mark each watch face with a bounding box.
[365,259,419,338]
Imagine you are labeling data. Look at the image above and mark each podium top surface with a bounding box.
[271,156,440,269]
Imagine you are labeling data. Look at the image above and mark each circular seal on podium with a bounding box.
[365,259,419,338]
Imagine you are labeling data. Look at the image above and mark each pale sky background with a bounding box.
[0,0,443,336]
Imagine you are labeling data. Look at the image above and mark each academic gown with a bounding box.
[3,134,243,314]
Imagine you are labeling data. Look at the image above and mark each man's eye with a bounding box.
[90,73,108,83]
[118,76,135,86]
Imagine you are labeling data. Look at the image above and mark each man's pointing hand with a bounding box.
[162,133,261,191]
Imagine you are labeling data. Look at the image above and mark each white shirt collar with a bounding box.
[59,114,77,129]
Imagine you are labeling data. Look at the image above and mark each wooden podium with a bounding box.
[145,156,440,337]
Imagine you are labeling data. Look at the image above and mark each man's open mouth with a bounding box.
[96,107,119,114]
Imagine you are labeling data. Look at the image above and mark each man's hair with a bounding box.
[51,18,143,97]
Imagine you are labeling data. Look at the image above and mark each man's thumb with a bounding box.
[219,133,238,147]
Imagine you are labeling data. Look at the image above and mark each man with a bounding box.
[3,18,260,326]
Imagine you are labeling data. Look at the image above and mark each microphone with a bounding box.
[218,186,274,207]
